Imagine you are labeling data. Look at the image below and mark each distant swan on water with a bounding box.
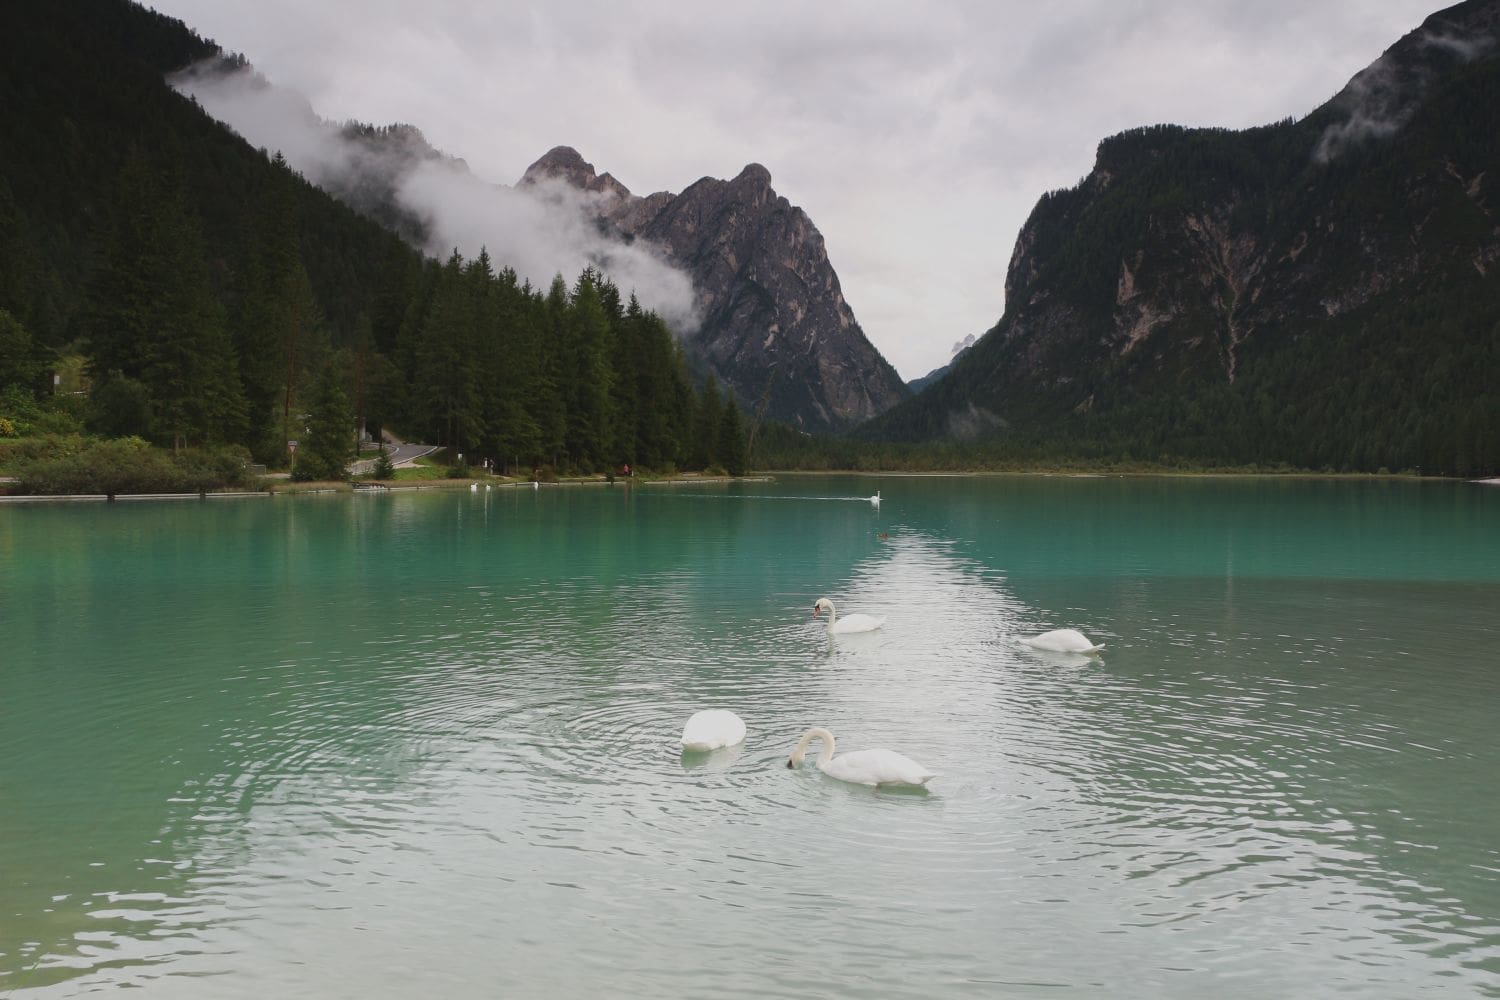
[1020,628,1104,654]
[786,727,935,787]
[813,597,883,634]
[680,709,747,752]
[868,490,881,507]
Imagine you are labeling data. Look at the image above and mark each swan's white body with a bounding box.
[1021,628,1104,654]
[813,597,883,634]
[469,482,478,491]
[679,709,747,752]
[787,727,935,787]
[868,490,881,507]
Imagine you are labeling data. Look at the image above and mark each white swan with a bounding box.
[868,490,881,507]
[679,709,746,752]
[469,482,478,491]
[813,597,883,634]
[786,727,935,787]
[1020,628,1104,654]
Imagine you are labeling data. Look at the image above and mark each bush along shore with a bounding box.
[0,434,772,500]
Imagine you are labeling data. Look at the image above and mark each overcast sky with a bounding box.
[149,1,1443,380]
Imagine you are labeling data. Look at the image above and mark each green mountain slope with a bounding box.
[0,0,743,476]
[863,0,1500,476]
[0,0,420,354]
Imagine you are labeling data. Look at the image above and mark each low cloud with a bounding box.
[1314,28,1494,164]
[171,60,700,332]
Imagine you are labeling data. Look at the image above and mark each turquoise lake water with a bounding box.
[2,476,1498,997]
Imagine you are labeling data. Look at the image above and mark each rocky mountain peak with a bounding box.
[733,162,772,188]
[523,146,908,430]
[519,145,632,199]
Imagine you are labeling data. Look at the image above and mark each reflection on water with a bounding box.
[1,478,1498,997]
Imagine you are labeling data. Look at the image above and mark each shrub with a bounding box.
[14,438,253,494]
[173,444,253,491]
[0,433,87,470]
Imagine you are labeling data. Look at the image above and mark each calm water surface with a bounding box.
[2,476,1498,997]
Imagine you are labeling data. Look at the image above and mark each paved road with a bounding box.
[350,438,439,475]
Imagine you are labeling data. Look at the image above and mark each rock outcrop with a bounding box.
[861,0,1500,474]
[521,147,909,431]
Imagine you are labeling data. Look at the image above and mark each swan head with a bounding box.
[788,727,835,769]
[812,597,834,618]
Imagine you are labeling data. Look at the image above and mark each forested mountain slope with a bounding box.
[863,0,1500,476]
[0,0,748,474]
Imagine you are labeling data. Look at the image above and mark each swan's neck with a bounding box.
[822,603,836,628]
[792,727,836,768]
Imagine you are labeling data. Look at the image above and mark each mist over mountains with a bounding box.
[171,60,702,334]
[171,58,907,431]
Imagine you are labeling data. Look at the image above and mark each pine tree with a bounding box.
[565,269,615,471]
[237,159,324,464]
[718,399,748,475]
[292,360,353,481]
[0,308,47,398]
[413,249,486,452]
[85,151,245,449]
[691,375,723,470]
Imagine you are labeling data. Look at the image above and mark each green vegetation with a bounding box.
[1,0,1493,486]
[862,48,1500,477]
[12,437,253,495]
[0,0,749,492]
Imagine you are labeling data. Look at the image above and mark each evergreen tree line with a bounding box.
[388,251,748,477]
[0,0,749,482]
[3,149,749,480]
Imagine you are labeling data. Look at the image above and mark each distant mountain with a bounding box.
[521,147,909,432]
[864,0,1500,476]
[906,334,976,394]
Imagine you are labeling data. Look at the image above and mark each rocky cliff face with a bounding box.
[521,147,908,431]
[864,0,1500,472]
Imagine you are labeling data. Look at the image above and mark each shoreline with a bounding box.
[2,471,1493,505]
[0,474,774,504]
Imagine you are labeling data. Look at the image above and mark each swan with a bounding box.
[469,482,478,491]
[868,490,881,507]
[679,709,746,752]
[813,597,883,634]
[786,727,935,787]
[1020,628,1104,654]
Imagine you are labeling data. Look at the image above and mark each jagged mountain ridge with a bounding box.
[863,0,1500,474]
[521,147,908,431]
